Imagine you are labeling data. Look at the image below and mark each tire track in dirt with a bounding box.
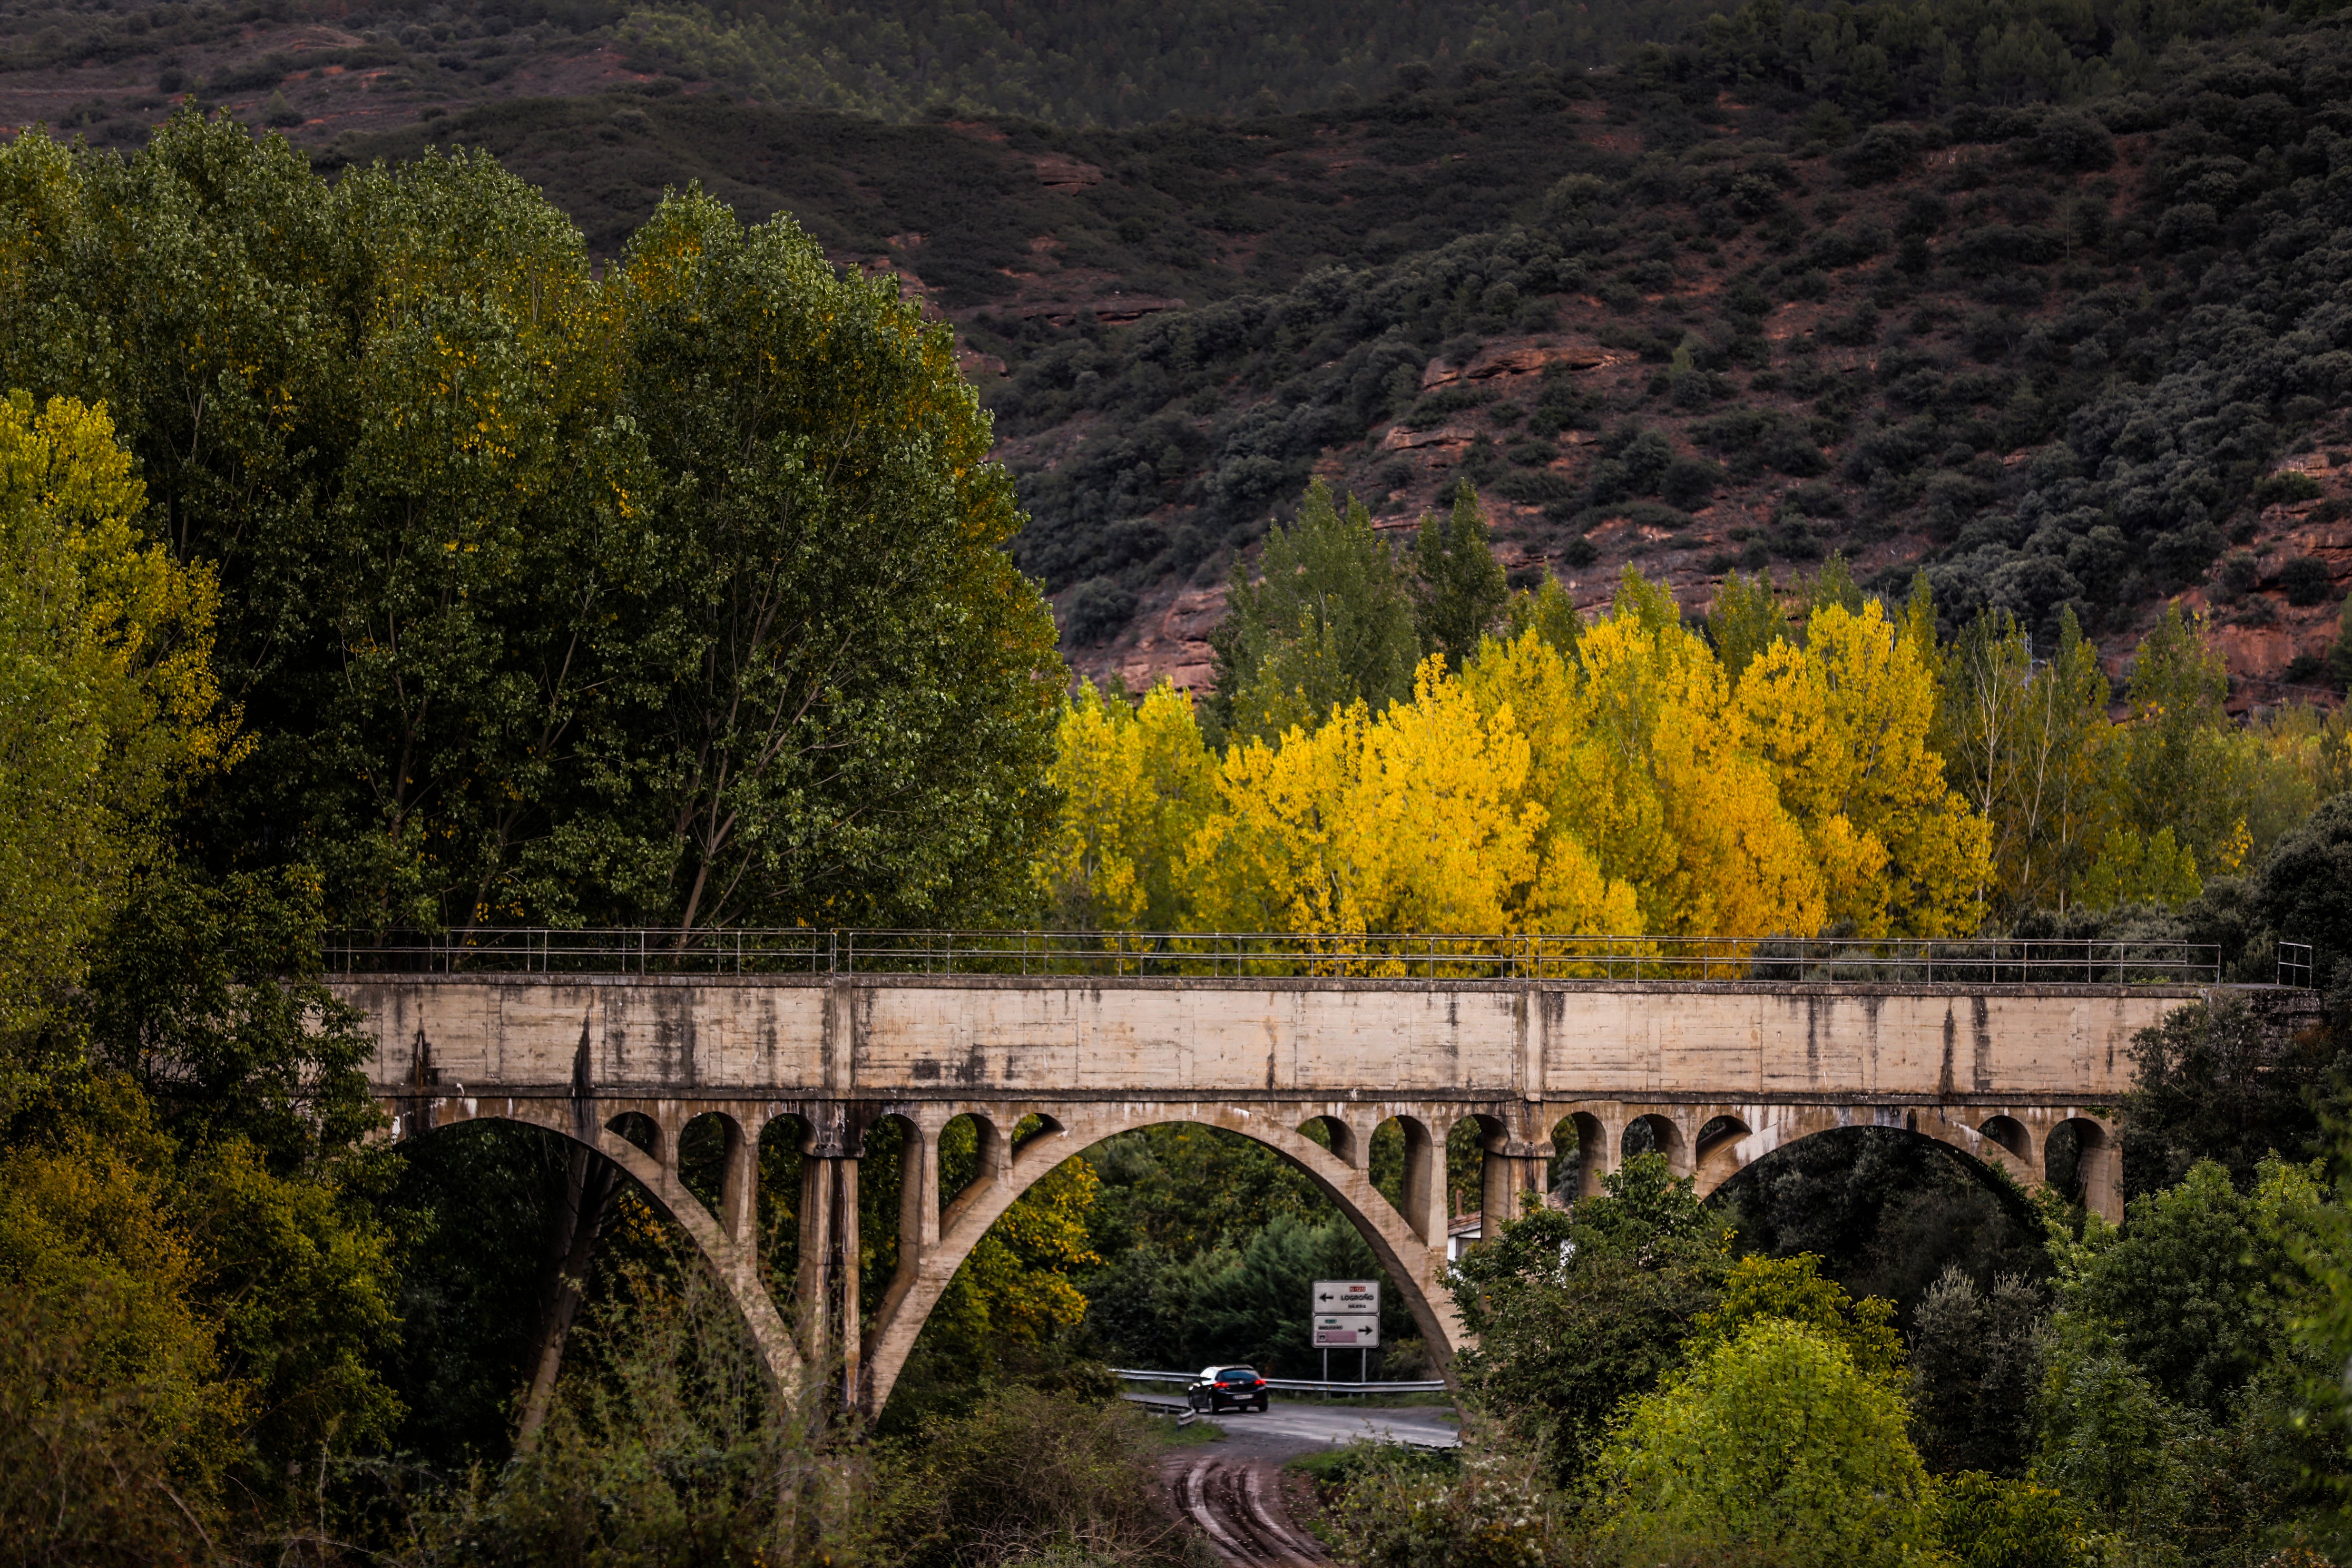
[1166,1454,1326,1567]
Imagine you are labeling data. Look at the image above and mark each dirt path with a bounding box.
[1162,1451,1328,1567]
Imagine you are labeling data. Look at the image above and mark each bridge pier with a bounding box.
[797,1112,864,1412]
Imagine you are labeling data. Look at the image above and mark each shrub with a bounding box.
[1062,578,1139,645]
[884,1387,1193,1568]
[2031,110,2117,173]
[1838,124,1926,186]
[2282,555,2334,606]
[1660,456,1722,509]
[1325,1435,1563,1568]
[1786,481,1845,518]
[2157,202,2221,251]
[1935,1472,2100,1568]
[1492,469,1575,504]
[404,1273,873,1567]
[2257,471,2325,505]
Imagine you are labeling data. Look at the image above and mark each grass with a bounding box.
[1138,1411,1224,1446]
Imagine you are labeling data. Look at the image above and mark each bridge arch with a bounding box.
[859,1102,1469,1419]
[1522,1100,2114,1222]
[1624,1113,1691,1177]
[385,1097,802,1393]
[1677,1104,2111,1220]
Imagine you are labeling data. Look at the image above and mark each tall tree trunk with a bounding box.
[516,1144,619,1450]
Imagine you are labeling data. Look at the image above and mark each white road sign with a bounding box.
[1312,1314,1379,1347]
[1313,1279,1379,1315]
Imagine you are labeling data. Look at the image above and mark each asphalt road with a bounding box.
[1129,1395,1461,1567]
[1175,1398,1460,1451]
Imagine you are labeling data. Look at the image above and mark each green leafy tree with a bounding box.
[2117,605,2251,881]
[1938,606,2116,916]
[1207,478,1419,745]
[2028,1347,2207,1558]
[0,390,233,1072]
[1935,1473,2102,1568]
[1907,1267,2050,1477]
[1593,1317,1940,1567]
[1683,1251,1904,1384]
[1706,569,1789,685]
[0,118,1062,936]
[2122,995,2351,1197]
[550,189,1063,932]
[1502,574,1583,652]
[2256,792,2352,982]
[1447,1153,1729,1484]
[1410,481,1508,671]
[2063,1159,2313,1420]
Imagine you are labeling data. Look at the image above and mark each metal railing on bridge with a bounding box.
[326,928,2223,985]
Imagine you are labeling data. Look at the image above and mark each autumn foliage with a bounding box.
[1045,566,1993,940]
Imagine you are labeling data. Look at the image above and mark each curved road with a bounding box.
[1128,1396,1460,1567]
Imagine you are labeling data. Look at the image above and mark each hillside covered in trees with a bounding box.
[4,1,2351,700]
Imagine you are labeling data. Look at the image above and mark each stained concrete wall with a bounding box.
[341,974,2199,1106]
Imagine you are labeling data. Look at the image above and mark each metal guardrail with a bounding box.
[2280,941,2316,988]
[1115,1368,1451,1394]
[326,928,2223,985]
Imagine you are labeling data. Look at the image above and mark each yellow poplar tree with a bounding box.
[1463,627,1642,934]
[1187,660,1545,934]
[1566,577,1824,938]
[1034,680,1216,930]
[1736,600,1991,937]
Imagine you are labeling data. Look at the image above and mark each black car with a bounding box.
[1187,1365,1269,1413]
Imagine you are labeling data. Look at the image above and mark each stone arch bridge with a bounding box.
[333,936,2239,1415]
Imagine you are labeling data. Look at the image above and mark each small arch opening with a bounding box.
[1011,1111,1065,1160]
[938,1113,1000,1211]
[1696,1114,1750,1161]
[1298,1114,1359,1168]
[862,1112,922,1308]
[677,1110,742,1219]
[1366,1114,1438,1238]
[1696,1114,1748,1154]
[1694,1114,1753,1192]
[1449,1112,1504,1235]
[1550,1111,1606,1201]
[1979,1115,2030,1162]
[606,1110,660,1159]
[2044,1118,2106,1205]
[1623,1113,1687,1174]
[754,1112,810,1291]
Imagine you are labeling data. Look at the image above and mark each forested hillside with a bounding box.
[277,5,2352,699]
[5,7,2352,695]
[0,0,1715,143]
[973,8,2352,699]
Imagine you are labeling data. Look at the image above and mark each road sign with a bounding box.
[1312,1314,1379,1347]
[1313,1279,1379,1316]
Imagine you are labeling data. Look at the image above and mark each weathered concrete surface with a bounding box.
[340,974,2210,1415]
[346,974,2185,1103]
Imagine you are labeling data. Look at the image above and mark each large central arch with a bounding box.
[860,1101,1469,1416]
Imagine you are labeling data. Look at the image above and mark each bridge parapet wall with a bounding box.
[344,974,2196,1103]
